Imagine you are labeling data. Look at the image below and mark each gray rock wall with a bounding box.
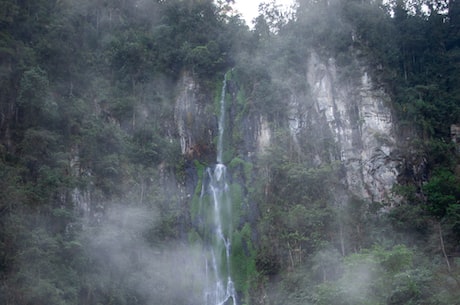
[173,54,401,204]
[295,52,399,203]
[174,71,215,160]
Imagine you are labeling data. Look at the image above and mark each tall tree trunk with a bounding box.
[339,221,346,256]
[438,221,451,273]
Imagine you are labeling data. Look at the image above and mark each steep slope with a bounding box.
[1,0,460,304]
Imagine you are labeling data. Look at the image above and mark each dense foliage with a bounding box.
[0,0,459,304]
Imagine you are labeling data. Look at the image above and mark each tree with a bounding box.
[423,168,460,272]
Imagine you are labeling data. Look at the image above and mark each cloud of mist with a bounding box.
[339,259,378,303]
[83,204,207,305]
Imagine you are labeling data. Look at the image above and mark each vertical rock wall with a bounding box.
[174,71,216,160]
[301,52,399,203]
[173,55,401,205]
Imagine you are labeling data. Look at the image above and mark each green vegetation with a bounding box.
[231,222,257,304]
[1,0,460,304]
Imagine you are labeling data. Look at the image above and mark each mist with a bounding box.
[0,0,459,304]
[82,204,207,305]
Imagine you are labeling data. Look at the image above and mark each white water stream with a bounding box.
[201,72,237,305]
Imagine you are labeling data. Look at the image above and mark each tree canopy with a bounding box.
[0,0,460,304]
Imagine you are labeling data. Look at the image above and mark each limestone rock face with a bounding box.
[257,117,271,154]
[174,56,400,203]
[289,52,399,203]
[174,72,215,160]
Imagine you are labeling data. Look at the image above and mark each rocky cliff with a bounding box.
[301,52,399,204]
[174,71,216,161]
[173,52,401,206]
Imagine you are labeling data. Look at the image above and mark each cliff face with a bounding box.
[174,72,216,161]
[301,52,399,203]
[172,52,401,205]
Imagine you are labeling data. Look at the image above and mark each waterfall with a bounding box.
[200,72,237,305]
[216,73,227,164]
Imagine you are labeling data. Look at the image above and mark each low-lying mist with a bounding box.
[82,204,206,305]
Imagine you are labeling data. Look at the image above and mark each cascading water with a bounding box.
[200,72,237,305]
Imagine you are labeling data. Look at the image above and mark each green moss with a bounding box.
[193,159,206,180]
[229,183,244,224]
[236,87,247,107]
[188,229,202,244]
[212,72,236,164]
[231,75,250,155]
[230,222,257,304]
[229,157,253,183]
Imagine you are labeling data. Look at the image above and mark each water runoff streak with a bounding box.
[200,72,237,305]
